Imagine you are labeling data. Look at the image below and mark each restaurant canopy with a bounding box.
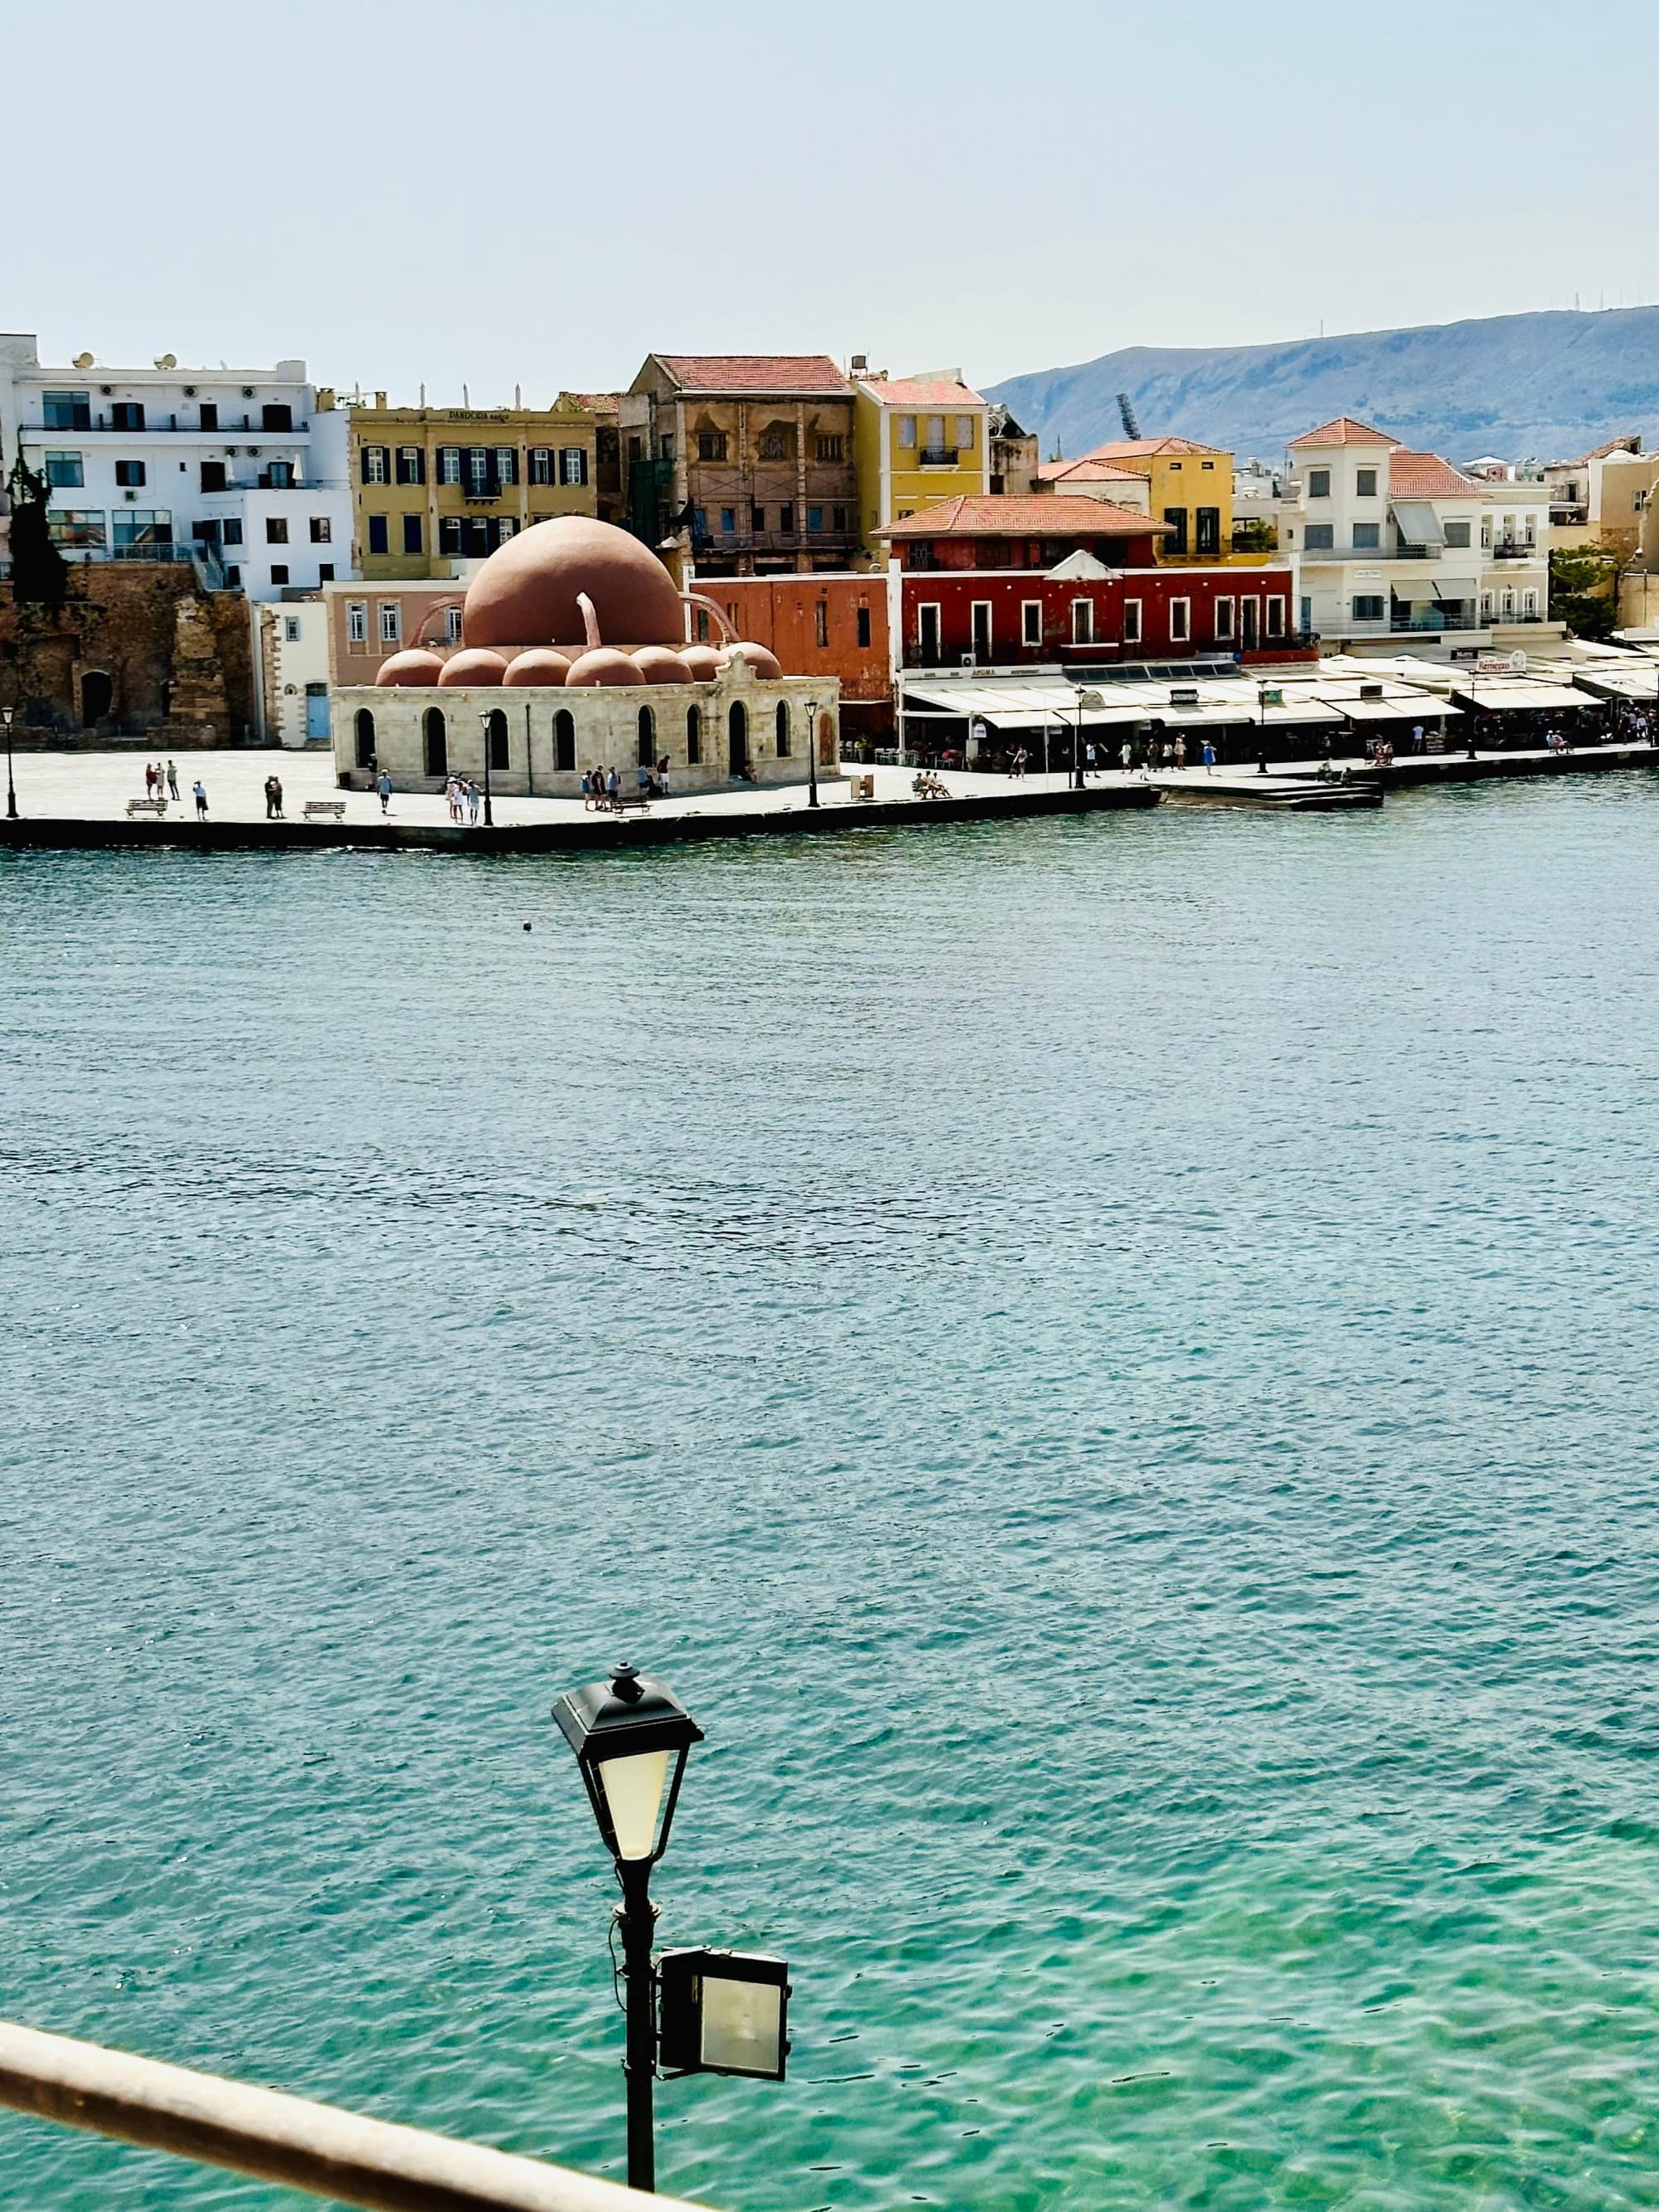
[1450,680,1594,712]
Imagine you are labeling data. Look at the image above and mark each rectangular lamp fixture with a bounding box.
[657,1950,791,2082]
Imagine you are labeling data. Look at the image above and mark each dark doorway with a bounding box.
[637,705,655,768]
[354,707,376,767]
[1241,599,1260,650]
[486,707,509,771]
[728,700,748,774]
[80,669,112,727]
[554,709,575,772]
[424,707,447,777]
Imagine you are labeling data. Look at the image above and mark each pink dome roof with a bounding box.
[632,645,695,684]
[437,648,511,688]
[463,517,685,649]
[723,641,783,679]
[567,647,645,688]
[680,644,723,682]
[374,649,445,688]
[503,649,573,688]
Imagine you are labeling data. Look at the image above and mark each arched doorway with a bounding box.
[728,699,747,775]
[485,707,509,771]
[818,710,835,767]
[80,669,112,727]
[423,707,447,778]
[637,705,655,768]
[554,708,575,772]
[354,707,376,768]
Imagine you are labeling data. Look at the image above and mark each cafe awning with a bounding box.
[1451,681,1594,712]
[1336,694,1463,721]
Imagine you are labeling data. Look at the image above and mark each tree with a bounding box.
[5,443,67,607]
[1549,542,1619,640]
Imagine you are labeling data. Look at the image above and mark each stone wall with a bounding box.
[0,566,255,744]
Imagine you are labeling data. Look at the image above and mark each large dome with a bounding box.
[463,517,685,650]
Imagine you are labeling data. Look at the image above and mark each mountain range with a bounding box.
[986,308,1659,468]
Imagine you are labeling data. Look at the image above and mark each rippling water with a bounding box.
[4,780,1659,2210]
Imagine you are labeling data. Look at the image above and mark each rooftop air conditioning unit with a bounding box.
[1360,681,1384,699]
[183,385,197,396]
[1170,686,1199,707]
[242,386,255,397]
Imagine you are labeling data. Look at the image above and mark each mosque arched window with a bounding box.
[423,707,447,778]
[727,699,748,774]
[686,705,701,766]
[354,707,376,768]
[637,705,656,768]
[554,708,576,773]
[775,701,791,756]
[485,707,509,772]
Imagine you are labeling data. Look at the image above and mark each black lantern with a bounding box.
[554,1662,703,1864]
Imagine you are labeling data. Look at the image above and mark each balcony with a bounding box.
[1488,540,1540,559]
[917,448,959,469]
[1297,538,1441,561]
[691,527,862,557]
[22,417,310,439]
[463,480,508,503]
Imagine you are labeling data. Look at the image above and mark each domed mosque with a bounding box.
[333,518,839,798]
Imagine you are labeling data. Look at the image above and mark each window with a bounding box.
[637,705,656,768]
[309,515,332,542]
[362,445,389,485]
[1123,598,1142,644]
[440,447,461,484]
[114,459,146,488]
[720,507,737,533]
[265,563,287,584]
[494,447,517,485]
[1355,468,1378,497]
[396,446,424,485]
[445,606,464,642]
[403,513,423,554]
[1524,589,1538,615]
[46,451,84,488]
[367,514,388,555]
[971,600,992,659]
[1352,523,1380,550]
[1168,459,1183,472]
[692,507,708,536]
[1195,505,1220,556]
[262,403,293,432]
[757,429,790,461]
[833,505,848,531]
[659,434,674,463]
[1169,597,1190,642]
[897,415,917,449]
[955,415,975,450]
[1352,594,1384,620]
[284,616,301,642]
[686,704,701,766]
[354,707,376,767]
[200,460,227,492]
[1266,597,1285,637]
[264,461,294,489]
[1201,459,1215,471]
[1161,506,1189,556]
[554,708,576,772]
[226,566,240,587]
[466,447,492,493]
[42,391,90,430]
[423,707,447,778]
[46,509,105,547]
[221,517,242,546]
[1443,521,1472,547]
[815,600,830,647]
[198,401,218,430]
[1307,469,1331,498]
[1021,600,1043,646]
[110,401,145,430]
[530,448,552,485]
[560,446,588,486]
[1303,523,1335,549]
[780,503,795,534]
[698,430,728,462]
[816,434,843,461]
[1072,599,1093,644]
[487,708,509,772]
[917,604,941,660]
[1214,596,1235,639]
[318,563,333,581]
[752,503,766,531]
[856,605,871,648]
[808,506,824,533]
[379,602,401,644]
[111,509,171,547]
[265,517,289,544]
[348,601,368,643]
[439,515,462,557]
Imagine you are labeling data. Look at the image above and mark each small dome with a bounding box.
[374,649,445,688]
[723,641,783,679]
[567,647,645,688]
[681,644,724,682]
[503,649,573,688]
[632,645,694,684]
[437,648,511,688]
[463,516,686,649]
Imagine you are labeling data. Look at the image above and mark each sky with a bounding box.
[7,0,1659,404]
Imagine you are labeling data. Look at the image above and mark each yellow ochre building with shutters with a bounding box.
[853,372,990,560]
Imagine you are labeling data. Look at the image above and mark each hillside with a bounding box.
[987,307,1659,466]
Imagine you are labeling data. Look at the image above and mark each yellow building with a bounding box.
[853,372,990,557]
[345,395,606,580]
[1062,436,1233,561]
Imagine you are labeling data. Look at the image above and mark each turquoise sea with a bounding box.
[3,780,1658,2210]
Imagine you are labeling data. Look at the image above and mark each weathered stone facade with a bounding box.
[0,566,254,743]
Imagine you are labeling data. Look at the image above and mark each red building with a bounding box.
[880,495,1296,666]
[687,570,893,738]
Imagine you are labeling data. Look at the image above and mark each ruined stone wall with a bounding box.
[0,566,256,745]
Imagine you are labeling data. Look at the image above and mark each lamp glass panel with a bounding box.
[597,1748,671,1860]
[700,1976,783,2075]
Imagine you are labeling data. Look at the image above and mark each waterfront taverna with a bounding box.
[330,516,839,795]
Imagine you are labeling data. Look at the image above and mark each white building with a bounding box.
[0,334,353,601]
[1277,416,1554,659]
[255,596,333,748]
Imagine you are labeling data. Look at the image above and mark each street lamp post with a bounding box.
[476,712,495,828]
[1073,686,1086,790]
[2,705,16,820]
[805,697,820,809]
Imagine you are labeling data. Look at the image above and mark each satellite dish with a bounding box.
[72,352,94,369]
[154,352,178,371]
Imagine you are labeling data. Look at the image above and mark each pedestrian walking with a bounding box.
[657,753,671,796]
[1084,741,1097,781]
[377,769,392,814]
[1120,738,1133,771]
[264,774,281,819]
[166,759,180,801]
[1200,737,1215,772]
[1174,733,1187,771]
[192,780,208,819]
[466,779,480,824]
[144,761,158,798]
[1410,722,1424,755]
[607,766,620,806]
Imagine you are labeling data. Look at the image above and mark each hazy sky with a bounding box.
[7,0,1658,403]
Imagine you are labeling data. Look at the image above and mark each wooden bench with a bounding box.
[611,790,651,813]
[303,799,347,820]
[125,796,168,818]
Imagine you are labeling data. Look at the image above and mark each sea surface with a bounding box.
[3,779,1658,2212]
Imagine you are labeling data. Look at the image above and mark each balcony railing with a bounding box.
[1488,540,1540,559]
[690,527,862,556]
[917,448,958,468]
[22,418,309,438]
[464,480,508,503]
[1298,539,1441,560]
[109,542,192,563]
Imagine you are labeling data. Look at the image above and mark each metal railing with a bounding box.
[917,449,958,468]
[0,2018,714,2212]
[1297,540,1441,560]
[22,418,309,437]
[109,542,192,564]
[1488,540,1540,559]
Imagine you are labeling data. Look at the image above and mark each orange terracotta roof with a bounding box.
[859,377,987,408]
[1288,415,1398,449]
[1036,456,1146,484]
[1388,450,1480,498]
[1560,435,1645,464]
[1083,435,1228,459]
[567,391,620,412]
[655,354,850,395]
[877,493,1165,538]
